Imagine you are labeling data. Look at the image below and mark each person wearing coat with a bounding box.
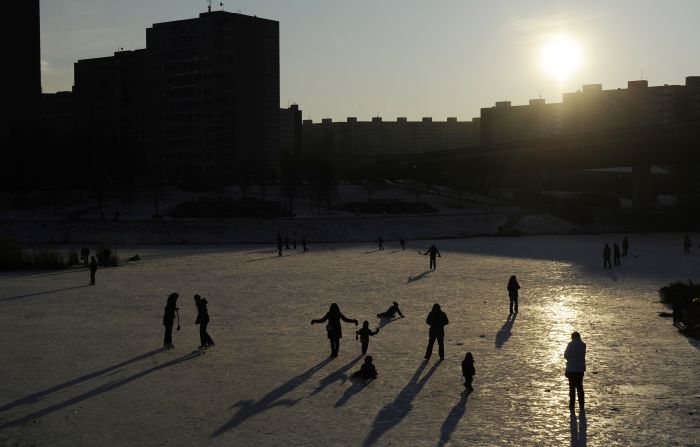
[507,275,520,314]
[564,331,587,409]
[194,295,215,350]
[311,303,358,357]
[163,293,179,348]
[424,303,449,360]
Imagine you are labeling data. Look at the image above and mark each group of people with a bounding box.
[276,233,309,257]
[80,246,99,285]
[602,236,629,269]
[162,293,215,350]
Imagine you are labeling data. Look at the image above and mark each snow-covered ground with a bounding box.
[0,235,698,446]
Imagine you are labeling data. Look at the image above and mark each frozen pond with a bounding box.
[0,235,698,446]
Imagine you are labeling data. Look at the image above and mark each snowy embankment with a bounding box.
[0,213,580,245]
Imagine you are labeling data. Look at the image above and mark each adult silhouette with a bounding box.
[564,331,587,410]
[621,236,629,257]
[163,293,179,348]
[420,244,441,270]
[602,243,612,269]
[89,256,98,285]
[613,243,621,266]
[194,295,215,350]
[311,303,358,357]
[424,303,449,360]
[507,275,520,314]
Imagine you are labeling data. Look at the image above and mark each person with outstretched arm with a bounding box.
[420,244,442,270]
[311,303,358,357]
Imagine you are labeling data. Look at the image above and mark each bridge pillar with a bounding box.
[632,164,653,213]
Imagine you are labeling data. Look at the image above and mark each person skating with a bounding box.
[507,275,520,314]
[684,235,692,255]
[377,236,384,251]
[89,256,98,285]
[622,236,629,257]
[302,235,309,253]
[311,303,358,357]
[194,295,215,350]
[356,321,379,355]
[351,355,378,380]
[163,293,180,348]
[462,352,475,391]
[602,243,612,269]
[420,244,441,270]
[400,238,407,250]
[613,243,622,266]
[564,331,587,410]
[424,303,449,361]
[377,301,404,319]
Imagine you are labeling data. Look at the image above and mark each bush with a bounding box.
[24,247,67,269]
[0,237,24,269]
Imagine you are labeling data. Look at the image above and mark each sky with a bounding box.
[40,0,700,122]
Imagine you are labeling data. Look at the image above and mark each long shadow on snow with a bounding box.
[1,285,92,302]
[0,348,167,414]
[377,317,403,329]
[495,313,516,348]
[309,354,363,397]
[570,408,587,446]
[0,351,200,428]
[408,270,432,283]
[335,376,374,407]
[211,357,332,438]
[363,360,441,446]
[437,390,470,447]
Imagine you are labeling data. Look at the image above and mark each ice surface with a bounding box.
[0,234,698,446]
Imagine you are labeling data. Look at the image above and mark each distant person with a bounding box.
[684,235,692,255]
[602,243,612,269]
[302,235,309,253]
[564,331,587,410]
[351,355,377,380]
[377,301,404,319]
[420,244,442,270]
[292,233,297,250]
[194,295,215,350]
[284,235,290,250]
[311,303,358,357]
[377,236,384,251]
[356,321,379,355]
[89,256,98,285]
[163,293,180,348]
[507,275,520,314]
[622,236,629,257]
[400,238,407,250]
[277,233,283,257]
[613,243,622,267]
[672,294,683,327]
[424,303,449,361]
[80,247,90,266]
[461,352,475,391]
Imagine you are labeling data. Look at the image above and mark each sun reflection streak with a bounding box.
[546,294,579,366]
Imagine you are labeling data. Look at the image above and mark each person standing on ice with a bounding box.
[602,243,612,269]
[311,303,358,357]
[421,244,441,270]
[613,243,622,267]
[424,303,449,361]
[400,238,407,250]
[356,321,379,355]
[377,236,384,251]
[507,275,520,314]
[163,293,180,348]
[461,352,475,391]
[684,235,692,255]
[564,331,586,410]
[621,236,629,257]
[89,256,98,285]
[194,295,215,350]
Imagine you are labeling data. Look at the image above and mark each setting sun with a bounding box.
[539,34,583,81]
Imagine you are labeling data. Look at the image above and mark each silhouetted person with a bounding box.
[89,256,98,285]
[424,303,449,361]
[602,243,612,269]
[684,235,692,255]
[356,321,379,355]
[163,293,179,348]
[377,301,404,319]
[462,352,475,391]
[672,294,683,327]
[400,238,407,250]
[351,355,377,380]
[276,233,283,257]
[80,246,90,266]
[377,236,384,251]
[194,295,215,350]
[622,236,629,257]
[613,243,621,266]
[284,235,290,250]
[507,275,520,314]
[421,244,441,270]
[293,233,297,250]
[302,235,309,252]
[311,303,358,357]
[564,331,586,410]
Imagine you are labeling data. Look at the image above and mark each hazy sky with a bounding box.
[41,0,700,122]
